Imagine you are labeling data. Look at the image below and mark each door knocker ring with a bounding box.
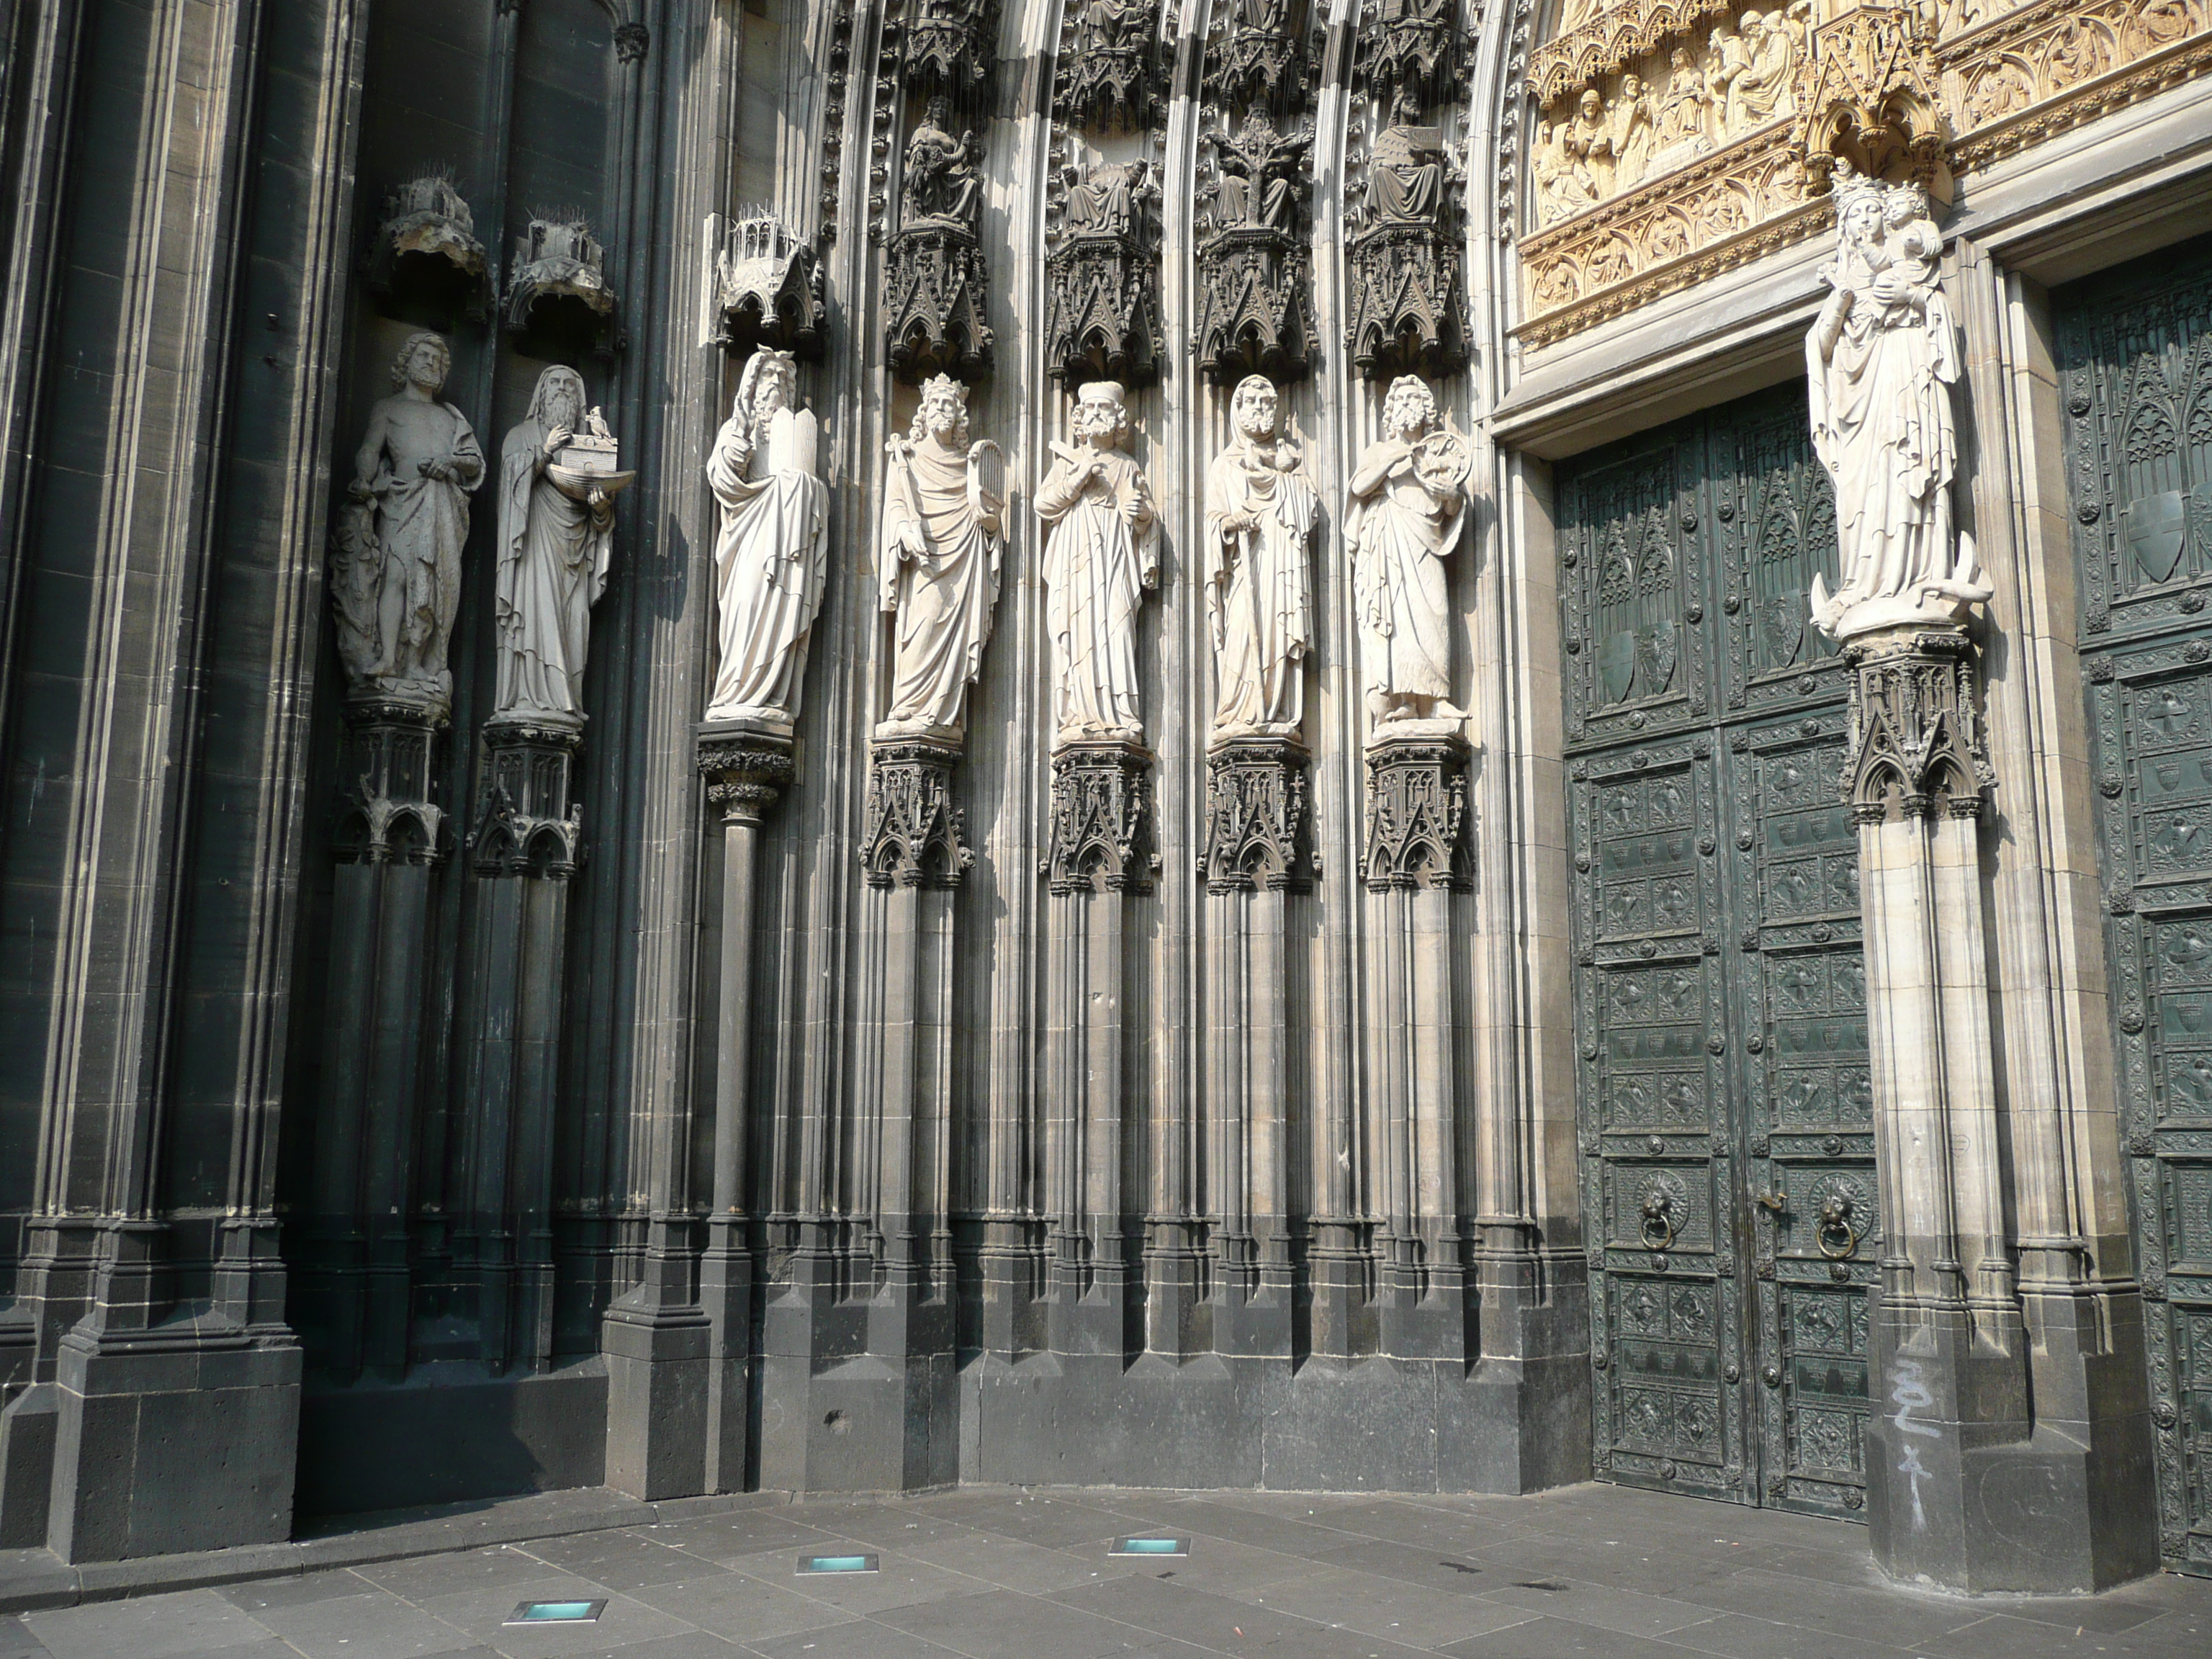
[1815,1193,1861,1261]
[1640,1190,1678,1251]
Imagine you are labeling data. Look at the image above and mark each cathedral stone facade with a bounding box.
[0,0,2206,1596]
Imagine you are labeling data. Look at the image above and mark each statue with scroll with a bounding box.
[704,349,829,729]
[1806,169,1988,639]
[879,374,1007,739]
[1367,89,1446,225]
[495,367,631,722]
[1064,159,1151,236]
[1349,375,1470,727]
[1038,381,1160,743]
[1208,377,1317,739]
[331,331,484,713]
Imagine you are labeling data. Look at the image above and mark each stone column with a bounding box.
[459,717,586,1376]
[1361,733,1475,1361]
[1202,737,1312,1357]
[1046,739,1154,1358]
[694,722,793,1493]
[1840,626,2038,1584]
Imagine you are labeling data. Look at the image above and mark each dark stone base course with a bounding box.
[295,1360,607,1518]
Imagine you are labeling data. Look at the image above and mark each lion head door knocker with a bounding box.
[1815,1191,1862,1261]
[1640,1185,1678,1251]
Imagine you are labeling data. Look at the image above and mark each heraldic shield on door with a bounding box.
[1558,383,1876,1520]
[2064,235,2212,1575]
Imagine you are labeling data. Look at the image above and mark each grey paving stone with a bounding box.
[24,1588,279,1659]
[742,1620,973,1659]
[1475,1577,1731,1637]
[357,1547,565,1603]
[217,1568,381,1614]
[1437,1613,1728,1658]
[1231,1564,1542,1649]
[902,1529,1133,1596]
[1148,1500,1364,1560]
[1303,1501,1524,1552]
[535,1637,748,1659]
[722,1547,989,1617]
[649,1518,833,1569]
[935,1498,1139,1551]
[1300,1537,1499,1595]
[519,1536,721,1593]
[1106,1535,1312,1601]
[248,1590,484,1659]
[1048,1573,1434,1659]
[1911,1609,2201,1659]
[1652,1610,1923,1659]
[874,1586,1169,1659]
[623,1573,851,1644]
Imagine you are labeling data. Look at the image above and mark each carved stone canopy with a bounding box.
[507,215,620,356]
[1060,1,1163,132]
[1046,173,1161,386]
[885,222,995,384]
[1207,1,1315,112]
[1346,220,1469,381]
[1354,0,1462,111]
[1794,1,1948,192]
[714,212,825,361]
[365,174,490,321]
[333,699,447,870]
[1197,226,1315,385]
[896,0,998,98]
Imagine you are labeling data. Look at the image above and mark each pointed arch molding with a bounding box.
[1511,0,2211,351]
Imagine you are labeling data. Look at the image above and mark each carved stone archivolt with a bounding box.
[1837,628,1993,822]
[713,212,824,360]
[1048,741,1156,895]
[863,738,971,888]
[1205,0,1319,112]
[1362,734,1471,892]
[1060,1,1163,132]
[1515,0,2211,348]
[471,719,585,879]
[697,725,797,830]
[365,174,489,320]
[507,215,619,355]
[1357,0,1462,111]
[1204,739,1313,894]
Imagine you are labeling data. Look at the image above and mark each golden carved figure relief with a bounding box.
[1518,0,2211,347]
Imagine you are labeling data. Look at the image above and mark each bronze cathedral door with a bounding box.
[1558,384,1875,1519]
[2064,236,2212,1575]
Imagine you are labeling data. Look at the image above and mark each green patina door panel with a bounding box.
[1560,383,1873,1519]
[2063,235,2212,1576]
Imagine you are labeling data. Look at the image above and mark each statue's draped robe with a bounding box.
[364,400,480,686]
[1349,447,1465,704]
[881,436,1002,734]
[1038,446,1159,740]
[1367,125,1442,224]
[497,418,614,719]
[1808,253,1960,611]
[1206,439,1316,734]
[705,410,829,724]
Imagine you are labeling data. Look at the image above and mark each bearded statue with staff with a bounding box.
[1206,375,1317,739]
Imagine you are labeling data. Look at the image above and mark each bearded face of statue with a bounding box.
[922,387,963,441]
[1075,395,1128,447]
[1385,385,1435,441]
[1235,385,1278,441]
[400,338,450,392]
[755,364,794,416]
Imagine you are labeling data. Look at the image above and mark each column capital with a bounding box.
[695,720,796,828]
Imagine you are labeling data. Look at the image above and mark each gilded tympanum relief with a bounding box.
[1517,0,2212,348]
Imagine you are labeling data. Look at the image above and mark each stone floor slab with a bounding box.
[248,1589,485,1659]
[24,1588,278,1659]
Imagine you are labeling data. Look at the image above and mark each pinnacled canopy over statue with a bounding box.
[495,365,630,724]
[1349,374,1470,728]
[1208,376,1317,739]
[1806,163,1990,639]
[879,374,1007,741]
[331,331,485,716]
[706,349,830,732]
[1038,381,1161,745]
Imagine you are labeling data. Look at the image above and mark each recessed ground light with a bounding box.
[1109,1536,1191,1557]
[503,1599,606,1625]
[797,1552,879,1575]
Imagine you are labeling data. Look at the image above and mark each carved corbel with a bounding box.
[1045,167,1162,386]
[1363,735,1472,891]
[1203,739,1313,894]
[1048,740,1156,895]
[1836,630,1994,822]
[364,174,490,321]
[470,720,586,878]
[884,225,995,382]
[698,727,797,830]
[863,737,972,888]
[713,212,825,360]
[1792,1,1948,192]
[334,701,449,869]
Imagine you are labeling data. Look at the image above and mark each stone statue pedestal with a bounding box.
[1359,731,1476,1362]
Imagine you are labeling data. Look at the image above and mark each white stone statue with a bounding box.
[704,349,830,730]
[495,366,629,723]
[1349,375,1470,728]
[878,374,1007,739]
[331,331,483,713]
[1207,376,1317,739]
[1807,168,1989,640]
[1038,381,1160,744]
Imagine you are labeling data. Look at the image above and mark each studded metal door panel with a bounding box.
[2064,236,2212,1575]
[1563,385,1869,1518]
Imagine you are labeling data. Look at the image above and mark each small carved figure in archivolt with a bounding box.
[1349,376,1470,728]
[1206,110,1313,233]
[495,367,631,722]
[1806,168,1989,639]
[902,96,982,229]
[1208,377,1318,739]
[1038,382,1160,744]
[880,375,1007,740]
[1367,89,1447,225]
[331,331,483,714]
[704,349,829,730]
